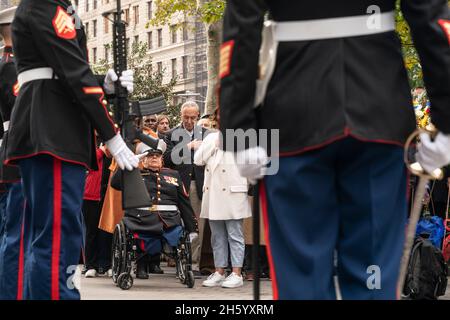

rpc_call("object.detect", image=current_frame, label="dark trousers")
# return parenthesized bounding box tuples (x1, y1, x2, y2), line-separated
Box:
(262, 137, 407, 300)
(0, 182, 27, 300)
(82, 199, 112, 271)
(19, 155, 86, 300)
(243, 245, 270, 276)
(0, 190, 7, 243)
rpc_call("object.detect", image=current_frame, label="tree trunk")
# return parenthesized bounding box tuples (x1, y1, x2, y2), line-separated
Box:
(197, 0, 223, 115)
(204, 21, 222, 115)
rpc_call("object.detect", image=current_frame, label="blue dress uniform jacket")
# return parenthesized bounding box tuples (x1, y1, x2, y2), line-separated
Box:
(112, 168, 198, 234)
(0, 46, 21, 183)
(219, 0, 450, 155)
(7, 0, 117, 170)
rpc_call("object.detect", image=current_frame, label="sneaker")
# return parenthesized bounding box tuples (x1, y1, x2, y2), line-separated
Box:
(85, 269, 97, 278)
(221, 272, 243, 288)
(107, 269, 113, 277)
(202, 272, 226, 287)
(81, 265, 87, 275)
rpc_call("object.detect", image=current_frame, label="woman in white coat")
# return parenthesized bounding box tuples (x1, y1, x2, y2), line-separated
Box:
(194, 131, 251, 288)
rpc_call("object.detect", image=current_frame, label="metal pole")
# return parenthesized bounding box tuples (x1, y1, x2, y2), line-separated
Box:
(253, 182, 260, 300)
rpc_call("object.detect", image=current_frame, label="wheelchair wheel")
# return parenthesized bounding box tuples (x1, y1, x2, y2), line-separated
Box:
(186, 270, 195, 288)
(117, 272, 133, 290)
(112, 222, 127, 285)
(176, 253, 186, 284)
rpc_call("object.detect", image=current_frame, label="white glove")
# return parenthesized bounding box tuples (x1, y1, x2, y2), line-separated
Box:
(119, 70, 134, 94)
(105, 134, 139, 171)
(157, 139, 167, 153)
(416, 132, 450, 174)
(103, 69, 134, 94)
(188, 232, 198, 243)
(235, 146, 269, 185)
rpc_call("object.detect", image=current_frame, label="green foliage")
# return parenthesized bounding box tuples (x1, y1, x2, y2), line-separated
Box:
(92, 41, 180, 125)
(396, 0, 450, 89)
(148, 0, 225, 27)
(395, 3, 423, 88)
(200, 0, 226, 25)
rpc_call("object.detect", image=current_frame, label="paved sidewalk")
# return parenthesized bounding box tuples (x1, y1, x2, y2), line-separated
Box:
(78, 266, 273, 300)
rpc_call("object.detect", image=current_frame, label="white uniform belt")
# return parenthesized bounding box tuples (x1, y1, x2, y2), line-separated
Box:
(3, 121, 9, 132)
(137, 205, 178, 212)
(17, 67, 59, 87)
(274, 11, 395, 42)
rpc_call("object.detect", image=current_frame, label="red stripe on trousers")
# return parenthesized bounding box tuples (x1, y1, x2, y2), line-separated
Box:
(51, 159, 62, 300)
(260, 182, 279, 300)
(16, 201, 26, 300)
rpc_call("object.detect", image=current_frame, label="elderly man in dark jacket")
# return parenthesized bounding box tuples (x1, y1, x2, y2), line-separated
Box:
(164, 101, 209, 270)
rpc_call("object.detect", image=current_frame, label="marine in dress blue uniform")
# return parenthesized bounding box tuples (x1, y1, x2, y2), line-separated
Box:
(7, 0, 139, 300)
(0, 6, 29, 301)
(219, 0, 450, 299)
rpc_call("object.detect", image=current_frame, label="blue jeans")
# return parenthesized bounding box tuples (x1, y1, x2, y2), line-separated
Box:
(209, 219, 245, 268)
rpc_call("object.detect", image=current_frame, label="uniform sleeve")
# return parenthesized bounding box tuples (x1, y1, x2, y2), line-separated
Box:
(0, 62, 18, 122)
(28, 2, 117, 141)
(175, 173, 197, 233)
(219, 0, 267, 151)
(401, 0, 450, 133)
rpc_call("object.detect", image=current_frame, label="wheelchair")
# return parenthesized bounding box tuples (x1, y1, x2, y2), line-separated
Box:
(111, 220, 195, 290)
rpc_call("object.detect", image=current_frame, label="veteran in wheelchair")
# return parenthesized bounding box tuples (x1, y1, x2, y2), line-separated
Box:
(110, 142, 198, 290)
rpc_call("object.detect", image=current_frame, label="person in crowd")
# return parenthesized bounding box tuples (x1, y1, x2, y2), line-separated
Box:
(164, 101, 210, 276)
(143, 115, 158, 132)
(83, 143, 114, 278)
(197, 118, 211, 129)
(157, 115, 171, 135)
(194, 130, 251, 288)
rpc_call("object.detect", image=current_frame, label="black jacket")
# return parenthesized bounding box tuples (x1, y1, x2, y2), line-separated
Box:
(7, 0, 117, 169)
(220, 0, 450, 155)
(0, 46, 20, 182)
(111, 167, 198, 233)
(163, 124, 209, 200)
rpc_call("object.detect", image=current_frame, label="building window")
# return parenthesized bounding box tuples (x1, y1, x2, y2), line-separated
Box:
(74, 0, 79, 9)
(157, 62, 162, 74)
(125, 9, 130, 24)
(93, 19, 97, 38)
(85, 0, 89, 12)
(134, 35, 139, 46)
(104, 45, 110, 61)
(93, 0, 97, 9)
(182, 56, 188, 79)
(147, 1, 153, 20)
(133, 6, 139, 25)
(157, 29, 162, 47)
(85, 22, 89, 38)
(182, 24, 188, 41)
(147, 32, 153, 50)
(104, 17, 109, 34)
(93, 47, 97, 63)
(171, 58, 177, 79)
(171, 26, 177, 44)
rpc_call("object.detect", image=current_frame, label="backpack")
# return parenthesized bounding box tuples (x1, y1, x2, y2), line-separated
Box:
(416, 215, 445, 248)
(403, 236, 448, 300)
